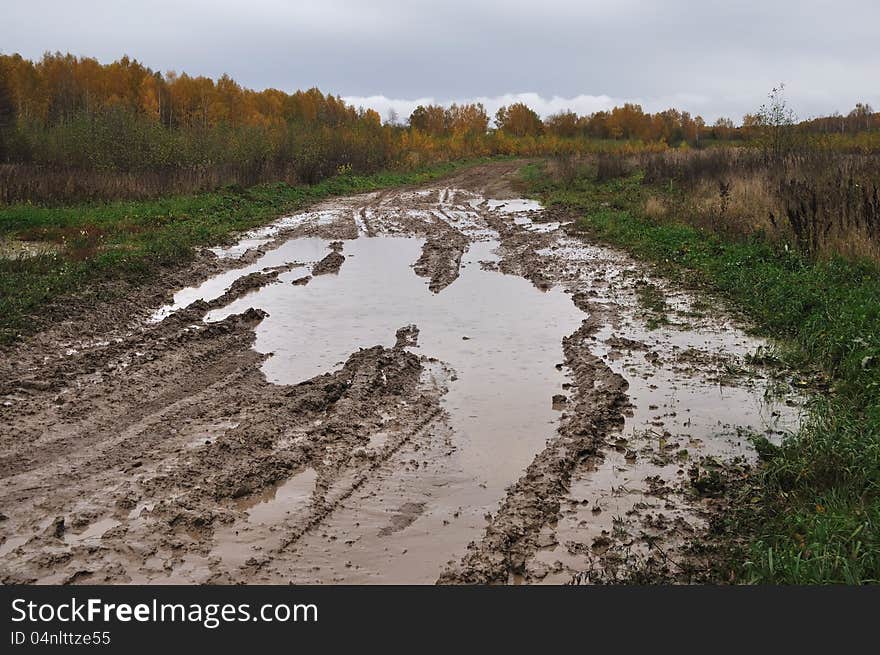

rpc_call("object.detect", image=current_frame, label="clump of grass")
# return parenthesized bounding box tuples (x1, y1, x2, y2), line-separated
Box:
(634, 281, 671, 329)
(643, 195, 668, 220)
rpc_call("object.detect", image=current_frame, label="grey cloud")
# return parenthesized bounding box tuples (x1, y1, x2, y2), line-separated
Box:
(3, 0, 878, 122)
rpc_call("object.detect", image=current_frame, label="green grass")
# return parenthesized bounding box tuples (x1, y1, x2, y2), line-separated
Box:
(0, 159, 487, 343)
(633, 281, 672, 329)
(523, 160, 880, 584)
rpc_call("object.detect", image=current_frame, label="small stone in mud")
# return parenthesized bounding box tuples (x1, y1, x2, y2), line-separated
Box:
(47, 516, 65, 538)
(329, 241, 344, 253)
(231, 485, 251, 499)
(312, 251, 345, 275)
(291, 275, 311, 286)
(462, 336, 470, 340)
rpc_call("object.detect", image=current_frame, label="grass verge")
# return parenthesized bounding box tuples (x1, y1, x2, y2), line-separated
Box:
(0, 158, 488, 344)
(522, 160, 880, 583)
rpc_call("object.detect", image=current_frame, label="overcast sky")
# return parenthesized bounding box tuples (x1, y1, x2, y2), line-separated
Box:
(4, 0, 878, 123)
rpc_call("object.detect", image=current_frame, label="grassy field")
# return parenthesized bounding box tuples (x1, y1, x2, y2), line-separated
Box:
(522, 159, 880, 583)
(0, 159, 487, 344)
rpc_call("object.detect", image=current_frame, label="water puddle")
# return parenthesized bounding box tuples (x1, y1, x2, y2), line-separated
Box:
(1, 180, 813, 586)
(236, 468, 318, 525)
(0, 535, 29, 558)
(183, 420, 239, 450)
(486, 199, 543, 213)
(199, 233, 583, 580)
(63, 517, 121, 546)
(366, 431, 390, 451)
(209, 237, 581, 488)
(152, 238, 328, 321)
(207, 211, 335, 259)
(127, 501, 156, 520)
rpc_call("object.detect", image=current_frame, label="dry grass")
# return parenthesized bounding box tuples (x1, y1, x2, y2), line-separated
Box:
(643, 195, 668, 220)
(689, 173, 780, 237)
(631, 148, 880, 264)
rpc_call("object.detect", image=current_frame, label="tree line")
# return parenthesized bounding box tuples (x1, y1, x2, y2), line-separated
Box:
(0, 52, 877, 202)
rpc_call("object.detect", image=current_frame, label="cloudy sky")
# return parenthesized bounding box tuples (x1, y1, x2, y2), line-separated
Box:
(4, 0, 878, 123)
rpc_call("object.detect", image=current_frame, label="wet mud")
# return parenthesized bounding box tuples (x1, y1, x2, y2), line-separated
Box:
(0, 162, 802, 584)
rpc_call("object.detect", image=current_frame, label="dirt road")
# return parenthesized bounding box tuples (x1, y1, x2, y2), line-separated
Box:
(0, 163, 800, 584)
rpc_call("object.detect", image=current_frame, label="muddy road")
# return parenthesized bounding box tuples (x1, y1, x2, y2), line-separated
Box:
(0, 163, 801, 584)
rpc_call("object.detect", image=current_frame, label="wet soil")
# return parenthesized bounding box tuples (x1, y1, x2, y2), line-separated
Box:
(0, 162, 802, 584)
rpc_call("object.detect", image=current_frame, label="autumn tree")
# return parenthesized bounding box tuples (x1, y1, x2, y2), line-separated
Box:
(712, 117, 735, 140)
(446, 103, 489, 136)
(495, 103, 543, 136)
(139, 73, 164, 122)
(211, 74, 243, 125)
(0, 58, 16, 160)
(605, 103, 648, 140)
(848, 103, 874, 132)
(544, 111, 580, 138)
(584, 111, 609, 138)
(409, 104, 448, 135)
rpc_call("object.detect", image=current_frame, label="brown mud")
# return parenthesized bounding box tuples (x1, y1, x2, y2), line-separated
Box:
(0, 162, 801, 584)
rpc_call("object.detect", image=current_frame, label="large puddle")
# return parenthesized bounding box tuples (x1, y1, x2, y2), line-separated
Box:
(187, 232, 585, 581)
(209, 237, 582, 486)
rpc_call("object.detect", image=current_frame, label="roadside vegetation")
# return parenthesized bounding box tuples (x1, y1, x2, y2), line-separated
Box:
(522, 129, 880, 582)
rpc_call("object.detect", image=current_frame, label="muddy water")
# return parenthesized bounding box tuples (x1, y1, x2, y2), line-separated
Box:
(518, 236, 803, 583)
(202, 235, 583, 581)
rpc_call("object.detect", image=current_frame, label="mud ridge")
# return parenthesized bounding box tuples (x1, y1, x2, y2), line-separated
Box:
(412, 231, 468, 293)
(312, 250, 346, 275)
